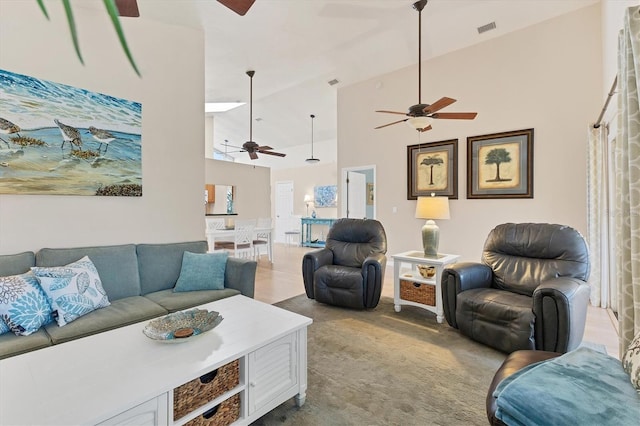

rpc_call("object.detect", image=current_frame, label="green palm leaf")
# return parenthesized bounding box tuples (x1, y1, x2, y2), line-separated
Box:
(35, 0, 140, 76)
(62, 0, 83, 65)
(102, 0, 141, 77)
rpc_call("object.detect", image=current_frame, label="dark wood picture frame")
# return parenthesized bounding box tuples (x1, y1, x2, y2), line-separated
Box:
(467, 128, 534, 199)
(407, 139, 458, 200)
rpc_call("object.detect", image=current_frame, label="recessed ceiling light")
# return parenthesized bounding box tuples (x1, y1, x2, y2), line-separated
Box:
(204, 102, 245, 113)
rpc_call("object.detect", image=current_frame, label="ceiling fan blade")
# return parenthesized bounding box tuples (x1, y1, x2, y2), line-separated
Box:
(423, 97, 456, 114)
(375, 110, 408, 116)
(431, 112, 478, 120)
(257, 145, 273, 151)
(248, 151, 258, 160)
(217, 0, 255, 16)
(259, 150, 287, 157)
(374, 119, 408, 129)
(115, 0, 140, 17)
(418, 125, 432, 132)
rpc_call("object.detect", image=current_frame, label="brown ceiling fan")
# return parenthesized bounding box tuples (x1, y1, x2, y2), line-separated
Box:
(114, 0, 256, 17)
(375, 0, 477, 132)
(240, 71, 286, 160)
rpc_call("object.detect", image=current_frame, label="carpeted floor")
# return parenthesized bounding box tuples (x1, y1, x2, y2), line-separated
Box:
(251, 295, 506, 426)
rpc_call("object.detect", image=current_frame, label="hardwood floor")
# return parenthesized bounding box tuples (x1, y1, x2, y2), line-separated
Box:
(254, 243, 620, 359)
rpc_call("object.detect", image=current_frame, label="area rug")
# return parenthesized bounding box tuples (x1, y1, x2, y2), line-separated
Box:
(250, 295, 506, 426)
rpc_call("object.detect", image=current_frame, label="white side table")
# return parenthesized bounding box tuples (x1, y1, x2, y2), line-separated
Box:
(392, 251, 460, 323)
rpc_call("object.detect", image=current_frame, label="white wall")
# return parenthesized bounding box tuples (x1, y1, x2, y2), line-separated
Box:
(338, 4, 602, 261)
(271, 161, 338, 219)
(0, 1, 205, 254)
(205, 159, 271, 221)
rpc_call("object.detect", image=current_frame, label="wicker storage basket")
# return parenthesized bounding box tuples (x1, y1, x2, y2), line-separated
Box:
(184, 394, 240, 426)
(174, 359, 240, 420)
(400, 279, 435, 306)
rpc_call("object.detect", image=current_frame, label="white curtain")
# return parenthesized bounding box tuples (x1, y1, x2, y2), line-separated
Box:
(587, 125, 610, 308)
(616, 5, 640, 354)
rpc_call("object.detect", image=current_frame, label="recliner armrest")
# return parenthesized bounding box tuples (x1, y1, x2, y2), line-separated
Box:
(441, 262, 493, 328)
(302, 248, 334, 299)
(532, 277, 590, 353)
(361, 253, 387, 308)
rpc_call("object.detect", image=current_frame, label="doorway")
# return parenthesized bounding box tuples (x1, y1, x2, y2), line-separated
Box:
(340, 165, 376, 219)
(274, 181, 294, 243)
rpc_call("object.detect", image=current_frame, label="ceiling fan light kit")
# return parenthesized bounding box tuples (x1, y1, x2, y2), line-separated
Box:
(305, 114, 320, 164)
(374, 0, 477, 132)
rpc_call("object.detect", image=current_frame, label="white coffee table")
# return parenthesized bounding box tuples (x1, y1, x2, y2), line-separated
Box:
(0, 295, 312, 426)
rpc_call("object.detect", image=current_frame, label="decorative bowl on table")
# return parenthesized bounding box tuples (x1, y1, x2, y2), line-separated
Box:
(417, 265, 436, 278)
(142, 308, 223, 343)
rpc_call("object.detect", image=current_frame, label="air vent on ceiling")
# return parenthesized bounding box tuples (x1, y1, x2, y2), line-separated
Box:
(477, 21, 496, 34)
(255, 117, 263, 122)
(328, 79, 340, 86)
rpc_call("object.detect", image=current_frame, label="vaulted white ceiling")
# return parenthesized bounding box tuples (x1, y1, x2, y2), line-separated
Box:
(134, 0, 598, 169)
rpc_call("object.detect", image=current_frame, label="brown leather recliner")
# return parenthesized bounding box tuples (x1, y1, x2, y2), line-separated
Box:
(441, 223, 590, 354)
(302, 218, 387, 309)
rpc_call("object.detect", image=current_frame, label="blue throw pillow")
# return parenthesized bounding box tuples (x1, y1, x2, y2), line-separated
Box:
(0, 319, 9, 335)
(174, 251, 228, 292)
(31, 256, 110, 327)
(0, 272, 53, 336)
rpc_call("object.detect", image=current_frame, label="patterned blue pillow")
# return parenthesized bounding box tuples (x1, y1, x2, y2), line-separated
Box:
(0, 319, 9, 335)
(0, 272, 53, 336)
(31, 256, 110, 327)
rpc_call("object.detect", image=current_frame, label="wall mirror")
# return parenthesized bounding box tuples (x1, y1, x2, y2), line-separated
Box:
(205, 184, 236, 214)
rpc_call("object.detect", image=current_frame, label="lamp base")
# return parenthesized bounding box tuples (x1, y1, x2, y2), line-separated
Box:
(421, 219, 439, 257)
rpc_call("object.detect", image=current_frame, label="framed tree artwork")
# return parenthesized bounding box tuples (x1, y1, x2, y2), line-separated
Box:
(467, 128, 534, 199)
(407, 139, 458, 200)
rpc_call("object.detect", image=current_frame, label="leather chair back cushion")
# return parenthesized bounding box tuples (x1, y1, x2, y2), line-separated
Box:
(326, 219, 387, 268)
(482, 223, 590, 296)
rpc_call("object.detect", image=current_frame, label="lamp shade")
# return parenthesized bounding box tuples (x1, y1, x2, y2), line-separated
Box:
(304, 194, 313, 203)
(415, 195, 450, 220)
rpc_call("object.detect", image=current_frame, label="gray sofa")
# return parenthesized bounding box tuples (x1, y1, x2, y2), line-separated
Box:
(0, 240, 257, 359)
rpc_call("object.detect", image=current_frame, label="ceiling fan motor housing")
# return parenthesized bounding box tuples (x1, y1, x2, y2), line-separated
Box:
(409, 104, 430, 117)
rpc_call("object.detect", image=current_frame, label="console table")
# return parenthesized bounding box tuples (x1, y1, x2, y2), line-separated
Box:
(300, 217, 337, 247)
(0, 295, 312, 426)
(392, 251, 459, 323)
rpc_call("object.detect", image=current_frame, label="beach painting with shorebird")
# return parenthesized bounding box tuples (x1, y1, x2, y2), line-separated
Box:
(0, 69, 142, 196)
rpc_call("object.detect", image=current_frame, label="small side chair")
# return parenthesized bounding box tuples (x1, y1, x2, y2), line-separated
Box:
(302, 218, 387, 309)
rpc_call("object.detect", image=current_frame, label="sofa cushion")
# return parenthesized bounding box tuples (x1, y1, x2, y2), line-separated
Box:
(32, 257, 110, 327)
(136, 241, 208, 295)
(457, 288, 535, 353)
(0, 272, 53, 336)
(0, 251, 35, 276)
(43, 296, 167, 345)
(174, 251, 228, 292)
(36, 244, 140, 301)
(144, 288, 240, 313)
(0, 329, 52, 360)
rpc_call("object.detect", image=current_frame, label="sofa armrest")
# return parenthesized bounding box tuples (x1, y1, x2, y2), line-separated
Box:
(302, 248, 333, 299)
(441, 262, 493, 329)
(224, 257, 257, 298)
(362, 253, 387, 308)
(532, 277, 590, 353)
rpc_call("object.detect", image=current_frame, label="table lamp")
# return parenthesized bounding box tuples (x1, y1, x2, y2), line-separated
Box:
(415, 194, 450, 257)
(304, 194, 313, 217)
